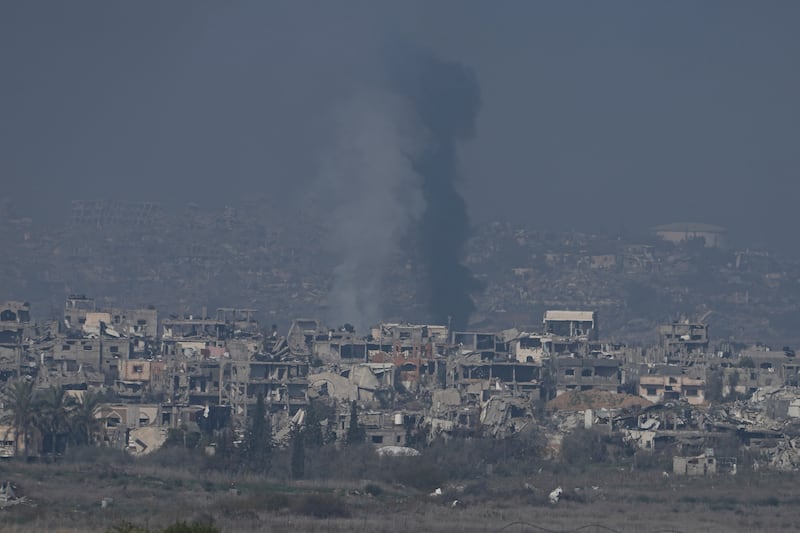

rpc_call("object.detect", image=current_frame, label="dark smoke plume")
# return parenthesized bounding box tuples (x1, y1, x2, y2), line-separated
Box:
(389, 48, 483, 330)
(319, 45, 482, 332)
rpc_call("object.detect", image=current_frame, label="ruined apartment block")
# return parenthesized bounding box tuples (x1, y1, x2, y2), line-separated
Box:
(510, 333, 552, 364)
(638, 366, 707, 405)
(658, 320, 710, 360)
(722, 346, 800, 397)
(10, 289, 800, 474)
(221, 360, 309, 416)
(553, 357, 621, 396)
(673, 451, 718, 476)
(543, 310, 598, 341)
(63, 294, 96, 330)
(0, 301, 31, 381)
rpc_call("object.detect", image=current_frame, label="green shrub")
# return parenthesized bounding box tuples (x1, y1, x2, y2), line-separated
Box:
(109, 519, 220, 533)
(560, 427, 610, 468)
(140, 446, 205, 470)
(162, 521, 219, 533)
(364, 483, 383, 496)
(107, 522, 149, 533)
(163, 428, 201, 449)
(262, 492, 291, 511)
(754, 496, 780, 507)
(64, 445, 131, 465)
(290, 493, 350, 518)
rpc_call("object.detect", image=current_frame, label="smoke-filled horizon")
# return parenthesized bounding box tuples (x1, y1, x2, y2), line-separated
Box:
(2, 2, 800, 253)
(319, 90, 425, 333)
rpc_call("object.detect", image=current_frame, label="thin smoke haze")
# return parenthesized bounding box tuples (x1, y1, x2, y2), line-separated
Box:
(320, 91, 425, 332)
(320, 47, 483, 332)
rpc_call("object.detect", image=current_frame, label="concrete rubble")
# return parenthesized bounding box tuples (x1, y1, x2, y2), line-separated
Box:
(0, 481, 25, 508)
(3, 293, 800, 476)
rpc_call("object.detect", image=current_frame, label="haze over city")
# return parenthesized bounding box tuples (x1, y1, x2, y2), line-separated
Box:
(2, 1, 799, 252)
(3, 4, 800, 532)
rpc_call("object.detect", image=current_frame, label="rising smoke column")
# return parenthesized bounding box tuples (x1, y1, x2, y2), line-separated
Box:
(389, 48, 483, 330)
(320, 47, 482, 332)
(319, 91, 425, 332)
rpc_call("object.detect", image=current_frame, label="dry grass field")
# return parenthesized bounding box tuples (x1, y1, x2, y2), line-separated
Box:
(1, 453, 798, 533)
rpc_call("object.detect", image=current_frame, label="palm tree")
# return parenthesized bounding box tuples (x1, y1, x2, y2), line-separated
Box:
(0, 379, 36, 458)
(36, 385, 75, 456)
(70, 390, 101, 447)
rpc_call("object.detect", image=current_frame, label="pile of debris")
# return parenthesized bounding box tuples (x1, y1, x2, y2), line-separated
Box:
(0, 481, 26, 508)
(764, 437, 800, 471)
(547, 390, 652, 411)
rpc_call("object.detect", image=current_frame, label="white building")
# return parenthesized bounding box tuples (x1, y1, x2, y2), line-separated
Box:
(653, 223, 727, 248)
(543, 310, 598, 340)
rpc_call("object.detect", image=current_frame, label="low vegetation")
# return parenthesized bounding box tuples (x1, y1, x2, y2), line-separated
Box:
(0, 394, 791, 531)
(1, 422, 798, 533)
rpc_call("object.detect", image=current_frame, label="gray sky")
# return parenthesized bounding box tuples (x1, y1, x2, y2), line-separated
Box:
(2, 1, 798, 251)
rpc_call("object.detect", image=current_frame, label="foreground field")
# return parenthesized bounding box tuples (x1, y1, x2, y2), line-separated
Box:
(1, 455, 797, 533)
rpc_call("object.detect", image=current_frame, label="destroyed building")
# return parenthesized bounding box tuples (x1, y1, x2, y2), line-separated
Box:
(721, 346, 800, 396)
(0, 301, 30, 381)
(7, 289, 800, 476)
(449, 353, 544, 401)
(543, 310, 598, 341)
(638, 366, 707, 406)
(553, 356, 622, 396)
(653, 222, 727, 248)
(509, 333, 552, 364)
(673, 450, 718, 476)
(219, 360, 309, 417)
(658, 320, 710, 360)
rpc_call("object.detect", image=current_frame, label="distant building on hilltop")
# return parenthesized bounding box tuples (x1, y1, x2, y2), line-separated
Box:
(652, 223, 727, 248)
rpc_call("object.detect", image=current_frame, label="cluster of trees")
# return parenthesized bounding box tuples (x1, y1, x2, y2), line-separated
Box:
(3, 378, 675, 491)
(203, 395, 348, 479)
(5, 381, 632, 485)
(290, 397, 349, 479)
(1, 379, 103, 458)
(158, 394, 368, 482)
(0, 382, 354, 473)
(202, 393, 274, 473)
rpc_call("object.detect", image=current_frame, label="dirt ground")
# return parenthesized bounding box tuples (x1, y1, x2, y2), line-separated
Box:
(1, 459, 797, 532)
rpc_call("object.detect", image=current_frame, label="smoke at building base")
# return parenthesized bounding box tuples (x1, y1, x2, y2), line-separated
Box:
(319, 91, 425, 334)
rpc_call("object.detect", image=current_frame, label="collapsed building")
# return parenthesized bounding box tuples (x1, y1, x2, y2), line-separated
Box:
(0, 298, 311, 457)
(658, 320, 710, 359)
(673, 450, 719, 476)
(543, 310, 598, 341)
(639, 366, 707, 405)
(6, 295, 800, 474)
(0, 302, 30, 382)
(721, 346, 800, 397)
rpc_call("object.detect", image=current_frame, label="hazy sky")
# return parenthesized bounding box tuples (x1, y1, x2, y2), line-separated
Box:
(2, 1, 798, 251)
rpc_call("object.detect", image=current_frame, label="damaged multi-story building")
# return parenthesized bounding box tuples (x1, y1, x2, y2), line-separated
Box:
(718, 345, 800, 397)
(657, 319, 710, 363)
(9, 288, 800, 476)
(543, 310, 598, 340)
(638, 366, 707, 405)
(0, 301, 31, 381)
